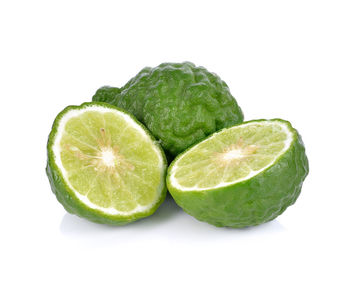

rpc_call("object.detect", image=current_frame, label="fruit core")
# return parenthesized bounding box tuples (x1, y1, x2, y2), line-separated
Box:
(214, 137, 257, 166)
(65, 127, 134, 174)
(99, 148, 116, 168)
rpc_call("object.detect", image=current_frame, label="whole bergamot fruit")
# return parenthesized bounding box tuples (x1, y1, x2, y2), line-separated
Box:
(93, 62, 244, 157)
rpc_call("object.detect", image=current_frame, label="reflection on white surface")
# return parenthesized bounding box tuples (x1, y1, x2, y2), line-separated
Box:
(60, 195, 286, 247)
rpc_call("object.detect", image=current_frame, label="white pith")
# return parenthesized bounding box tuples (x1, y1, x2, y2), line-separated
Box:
(100, 148, 116, 167)
(169, 121, 294, 192)
(52, 105, 165, 216)
(222, 148, 245, 160)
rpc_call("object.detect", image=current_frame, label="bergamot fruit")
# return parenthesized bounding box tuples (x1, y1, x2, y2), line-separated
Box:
(92, 62, 244, 157)
(46, 102, 167, 225)
(166, 119, 309, 228)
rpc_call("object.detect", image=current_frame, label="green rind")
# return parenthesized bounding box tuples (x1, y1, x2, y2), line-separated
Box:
(166, 119, 309, 228)
(46, 102, 167, 225)
(93, 62, 244, 157)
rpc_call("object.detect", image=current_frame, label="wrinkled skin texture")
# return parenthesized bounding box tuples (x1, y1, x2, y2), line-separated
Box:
(167, 120, 309, 228)
(93, 62, 244, 157)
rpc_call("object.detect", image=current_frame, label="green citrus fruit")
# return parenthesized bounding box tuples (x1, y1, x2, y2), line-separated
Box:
(46, 102, 167, 225)
(166, 119, 309, 228)
(92, 62, 244, 157)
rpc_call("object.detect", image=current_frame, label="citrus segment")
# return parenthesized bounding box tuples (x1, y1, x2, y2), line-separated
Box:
(171, 121, 292, 190)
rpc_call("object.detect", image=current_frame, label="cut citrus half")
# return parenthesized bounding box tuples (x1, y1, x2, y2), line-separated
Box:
(167, 119, 309, 228)
(46, 102, 167, 225)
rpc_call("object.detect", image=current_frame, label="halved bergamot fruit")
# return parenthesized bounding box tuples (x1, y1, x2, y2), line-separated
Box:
(46, 102, 167, 225)
(167, 119, 309, 228)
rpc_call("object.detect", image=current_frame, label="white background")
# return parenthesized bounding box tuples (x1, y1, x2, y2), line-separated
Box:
(1, 1, 349, 289)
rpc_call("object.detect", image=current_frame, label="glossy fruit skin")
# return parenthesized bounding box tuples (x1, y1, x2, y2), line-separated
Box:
(46, 102, 167, 225)
(167, 119, 309, 228)
(93, 62, 244, 157)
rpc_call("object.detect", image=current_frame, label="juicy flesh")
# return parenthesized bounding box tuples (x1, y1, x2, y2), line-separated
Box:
(59, 110, 162, 212)
(172, 122, 290, 190)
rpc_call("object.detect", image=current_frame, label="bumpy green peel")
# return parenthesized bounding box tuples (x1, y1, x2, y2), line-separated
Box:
(93, 62, 244, 157)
